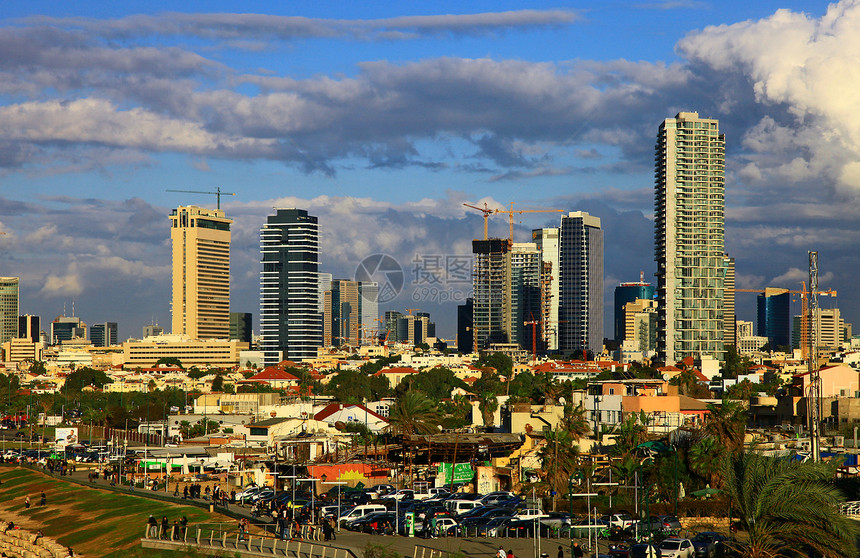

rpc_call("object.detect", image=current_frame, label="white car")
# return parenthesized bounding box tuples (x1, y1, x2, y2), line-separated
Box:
(601, 512, 636, 530)
(514, 508, 548, 520)
(382, 489, 415, 501)
(658, 538, 695, 558)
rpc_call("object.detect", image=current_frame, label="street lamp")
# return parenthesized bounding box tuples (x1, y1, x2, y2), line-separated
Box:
(326, 480, 347, 532)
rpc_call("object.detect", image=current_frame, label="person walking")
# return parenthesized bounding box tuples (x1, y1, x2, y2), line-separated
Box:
(557, 545, 564, 558)
(497, 546, 506, 558)
(571, 542, 584, 558)
(147, 515, 158, 539)
(161, 516, 169, 540)
(39, 491, 46, 506)
(24, 495, 30, 509)
(506, 550, 514, 558)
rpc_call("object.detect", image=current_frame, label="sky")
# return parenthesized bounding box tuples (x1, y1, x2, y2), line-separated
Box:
(1, 0, 857, 344)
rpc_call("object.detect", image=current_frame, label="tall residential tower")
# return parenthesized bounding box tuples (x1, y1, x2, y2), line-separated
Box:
(170, 206, 232, 339)
(558, 212, 603, 357)
(655, 112, 726, 364)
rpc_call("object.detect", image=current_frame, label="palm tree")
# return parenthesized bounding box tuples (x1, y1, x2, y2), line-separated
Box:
(688, 437, 723, 487)
(724, 451, 858, 557)
(387, 392, 442, 436)
(704, 399, 747, 454)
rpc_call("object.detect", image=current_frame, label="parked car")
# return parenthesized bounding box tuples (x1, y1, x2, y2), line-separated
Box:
(382, 489, 415, 501)
(539, 512, 573, 530)
(476, 516, 513, 537)
(514, 508, 548, 521)
(658, 538, 695, 558)
(690, 532, 727, 558)
(459, 507, 513, 529)
(420, 516, 459, 538)
(567, 518, 610, 539)
(602, 512, 637, 531)
(657, 515, 683, 532)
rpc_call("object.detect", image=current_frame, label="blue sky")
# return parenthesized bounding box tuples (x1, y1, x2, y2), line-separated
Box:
(0, 1, 855, 344)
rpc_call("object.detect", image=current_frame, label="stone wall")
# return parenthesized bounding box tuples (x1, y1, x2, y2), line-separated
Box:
(0, 526, 75, 558)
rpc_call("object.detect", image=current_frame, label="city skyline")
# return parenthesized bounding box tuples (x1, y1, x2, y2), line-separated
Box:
(0, 1, 854, 341)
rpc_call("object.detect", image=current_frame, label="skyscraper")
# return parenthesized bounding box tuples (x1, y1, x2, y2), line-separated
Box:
(18, 314, 39, 343)
(359, 282, 379, 342)
(655, 111, 726, 364)
(506, 242, 541, 350)
(472, 238, 509, 350)
(260, 208, 321, 365)
(51, 315, 86, 344)
(558, 212, 603, 357)
(723, 255, 736, 347)
(0, 278, 18, 345)
(757, 288, 790, 349)
(90, 322, 118, 347)
(532, 228, 560, 352)
(229, 312, 252, 343)
(170, 205, 232, 339)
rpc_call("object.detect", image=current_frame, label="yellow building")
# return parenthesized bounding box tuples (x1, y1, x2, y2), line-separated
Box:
(170, 205, 232, 339)
(122, 334, 248, 368)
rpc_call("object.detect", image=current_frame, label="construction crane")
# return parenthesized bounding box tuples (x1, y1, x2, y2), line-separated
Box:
(166, 187, 236, 209)
(463, 202, 495, 240)
(493, 202, 563, 242)
(730, 285, 836, 360)
(405, 308, 420, 316)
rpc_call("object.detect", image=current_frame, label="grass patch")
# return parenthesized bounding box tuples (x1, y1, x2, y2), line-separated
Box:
(0, 465, 230, 557)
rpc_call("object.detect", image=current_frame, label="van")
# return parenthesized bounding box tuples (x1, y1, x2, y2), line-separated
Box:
(445, 499, 483, 516)
(338, 504, 387, 526)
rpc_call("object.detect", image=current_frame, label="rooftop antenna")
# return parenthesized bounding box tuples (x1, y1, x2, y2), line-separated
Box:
(166, 187, 236, 210)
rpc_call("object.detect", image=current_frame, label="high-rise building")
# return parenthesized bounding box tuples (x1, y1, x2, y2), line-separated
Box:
(143, 324, 164, 338)
(757, 288, 790, 349)
(506, 242, 541, 350)
(457, 298, 473, 354)
(229, 312, 252, 343)
(472, 238, 509, 350)
(90, 322, 118, 347)
(260, 208, 321, 365)
(793, 308, 846, 351)
(558, 212, 603, 357)
(324, 280, 360, 347)
(614, 278, 655, 342)
(624, 299, 658, 351)
(51, 315, 86, 344)
(18, 314, 39, 344)
(359, 282, 379, 343)
(655, 111, 726, 364)
(170, 205, 232, 339)
(0, 278, 18, 345)
(532, 228, 560, 352)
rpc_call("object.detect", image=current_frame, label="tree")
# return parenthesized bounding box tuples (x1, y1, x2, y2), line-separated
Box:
(724, 451, 858, 557)
(704, 399, 747, 454)
(65, 367, 113, 390)
(398, 367, 467, 400)
(156, 357, 184, 369)
(722, 345, 751, 379)
(476, 352, 513, 378)
(688, 437, 723, 487)
(387, 392, 442, 436)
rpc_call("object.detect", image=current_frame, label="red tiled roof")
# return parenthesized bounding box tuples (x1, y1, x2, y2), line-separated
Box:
(314, 403, 388, 423)
(248, 367, 300, 381)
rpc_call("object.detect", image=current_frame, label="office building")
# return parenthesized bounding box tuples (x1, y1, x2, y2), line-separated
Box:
(457, 298, 473, 353)
(123, 334, 249, 368)
(324, 280, 360, 347)
(558, 211, 603, 357)
(359, 282, 379, 342)
(230, 312, 252, 343)
(655, 111, 726, 364)
(260, 208, 321, 365)
(170, 205, 232, 339)
(0, 278, 18, 345)
(532, 228, 560, 352)
(624, 298, 658, 352)
(614, 277, 655, 342)
(90, 322, 118, 347)
(143, 324, 164, 338)
(757, 288, 790, 350)
(472, 238, 509, 350)
(51, 315, 86, 344)
(18, 314, 39, 344)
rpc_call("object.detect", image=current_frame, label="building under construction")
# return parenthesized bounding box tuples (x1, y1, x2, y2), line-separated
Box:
(472, 238, 510, 350)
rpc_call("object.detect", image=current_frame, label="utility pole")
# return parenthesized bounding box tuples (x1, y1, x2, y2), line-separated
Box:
(808, 251, 821, 463)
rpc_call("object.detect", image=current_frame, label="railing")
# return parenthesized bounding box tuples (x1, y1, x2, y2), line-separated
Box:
(142, 524, 357, 558)
(840, 501, 860, 517)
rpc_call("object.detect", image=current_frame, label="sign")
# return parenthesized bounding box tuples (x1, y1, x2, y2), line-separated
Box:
(55, 427, 78, 448)
(437, 462, 475, 485)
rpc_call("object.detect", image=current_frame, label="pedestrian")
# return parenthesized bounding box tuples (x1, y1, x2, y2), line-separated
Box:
(497, 546, 506, 558)
(507, 550, 514, 558)
(24, 495, 30, 509)
(183, 486, 189, 499)
(147, 515, 158, 538)
(172, 520, 180, 540)
(39, 491, 46, 506)
(557, 545, 564, 558)
(571, 542, 584, 558)
(161, 516, 169, 539)
(180, 516, 188, 538)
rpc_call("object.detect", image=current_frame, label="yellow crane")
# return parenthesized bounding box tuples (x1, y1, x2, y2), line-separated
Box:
(493, 202, 563, 242)
(463, 202, 495, 240)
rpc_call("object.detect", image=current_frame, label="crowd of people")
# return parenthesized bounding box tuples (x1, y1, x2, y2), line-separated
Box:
(146, 515, 188, 541)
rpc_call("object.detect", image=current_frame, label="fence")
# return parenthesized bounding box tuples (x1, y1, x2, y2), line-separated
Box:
(141, 523, 357, 558)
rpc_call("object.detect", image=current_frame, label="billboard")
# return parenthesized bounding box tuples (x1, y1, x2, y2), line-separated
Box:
(436, 462, 475, 485)
(55, 427, 79, 447)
